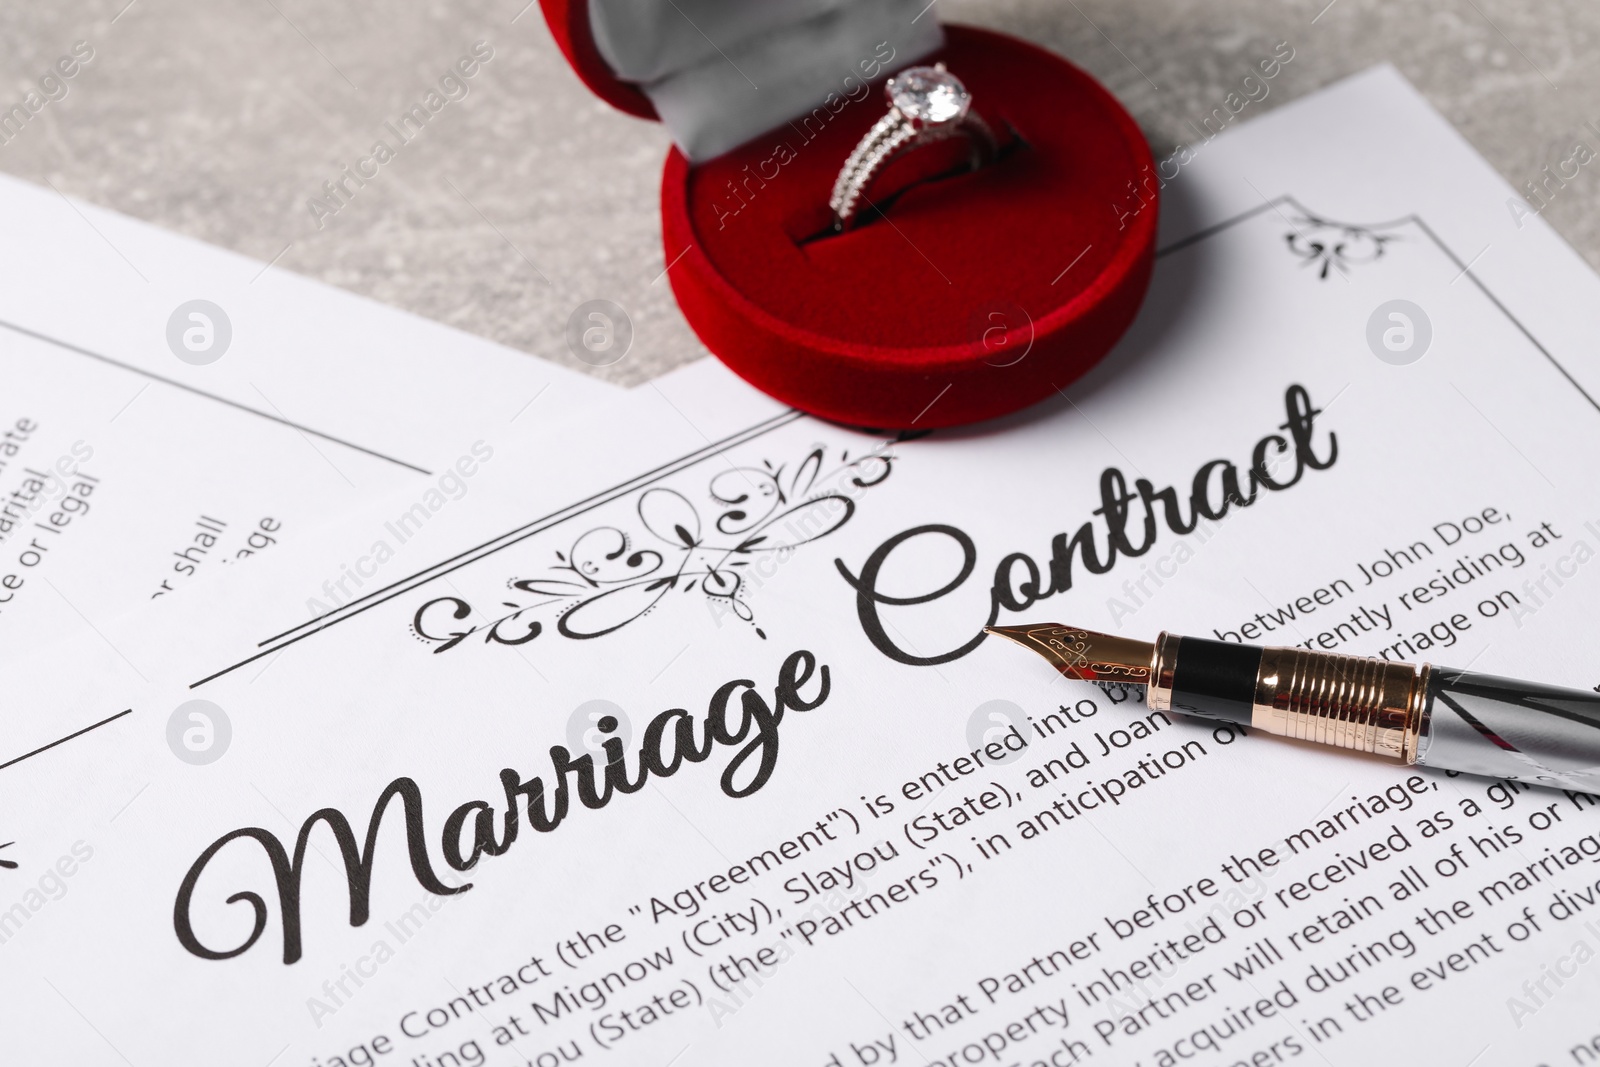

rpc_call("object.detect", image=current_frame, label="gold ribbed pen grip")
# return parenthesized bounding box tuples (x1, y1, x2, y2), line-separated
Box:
(1252, 647, 1426, 763)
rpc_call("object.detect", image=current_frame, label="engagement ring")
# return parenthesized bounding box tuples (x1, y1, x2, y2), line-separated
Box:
(829, 64, 996, 230)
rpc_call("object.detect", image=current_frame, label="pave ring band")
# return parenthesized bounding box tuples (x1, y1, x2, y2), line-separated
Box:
(829, 64, 996, 230)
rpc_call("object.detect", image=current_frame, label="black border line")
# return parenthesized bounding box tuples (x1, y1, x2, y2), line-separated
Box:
(1407, 215, 1600, 415)
(187, 408, 808, 687)
(1156, 198, 1279, 258)
(0, 708, 132, 771)
(0, 317, 433, 475)
(11, 194, 1597, 771)
(250, 408, 806, 648)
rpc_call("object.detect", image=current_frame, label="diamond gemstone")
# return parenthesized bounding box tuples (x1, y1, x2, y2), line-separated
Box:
(887, 67, 969, 125)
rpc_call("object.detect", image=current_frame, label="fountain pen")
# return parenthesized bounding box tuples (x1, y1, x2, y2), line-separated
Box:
(987, 623, 1600, 793)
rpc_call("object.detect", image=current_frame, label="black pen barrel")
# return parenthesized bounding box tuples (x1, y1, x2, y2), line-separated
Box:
(1164, 637, 1260, 726)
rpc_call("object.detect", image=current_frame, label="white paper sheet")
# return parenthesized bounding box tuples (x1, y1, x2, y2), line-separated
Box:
(3, 66, 1600, 1066)
(0, 172, 616, 659)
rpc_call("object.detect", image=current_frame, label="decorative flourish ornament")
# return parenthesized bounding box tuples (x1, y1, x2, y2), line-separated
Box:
(411, 445, 894, 653)
(1285, 211, 1401, 280)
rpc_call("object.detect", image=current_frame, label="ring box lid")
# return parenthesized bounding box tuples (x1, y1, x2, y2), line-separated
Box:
(541, 0, 944, 160)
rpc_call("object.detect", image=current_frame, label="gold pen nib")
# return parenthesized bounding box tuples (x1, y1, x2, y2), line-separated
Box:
(984, 623, 1155, 685)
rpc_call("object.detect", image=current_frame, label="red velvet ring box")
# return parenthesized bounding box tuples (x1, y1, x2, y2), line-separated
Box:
(542, 0, 1157, 428)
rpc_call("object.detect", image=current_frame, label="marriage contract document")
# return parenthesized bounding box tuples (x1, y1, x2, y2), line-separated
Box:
(2, 67, 1599, 1067)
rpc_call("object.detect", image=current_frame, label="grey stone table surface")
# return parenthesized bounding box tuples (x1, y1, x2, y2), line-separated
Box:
(0, 0, 1594, 386)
